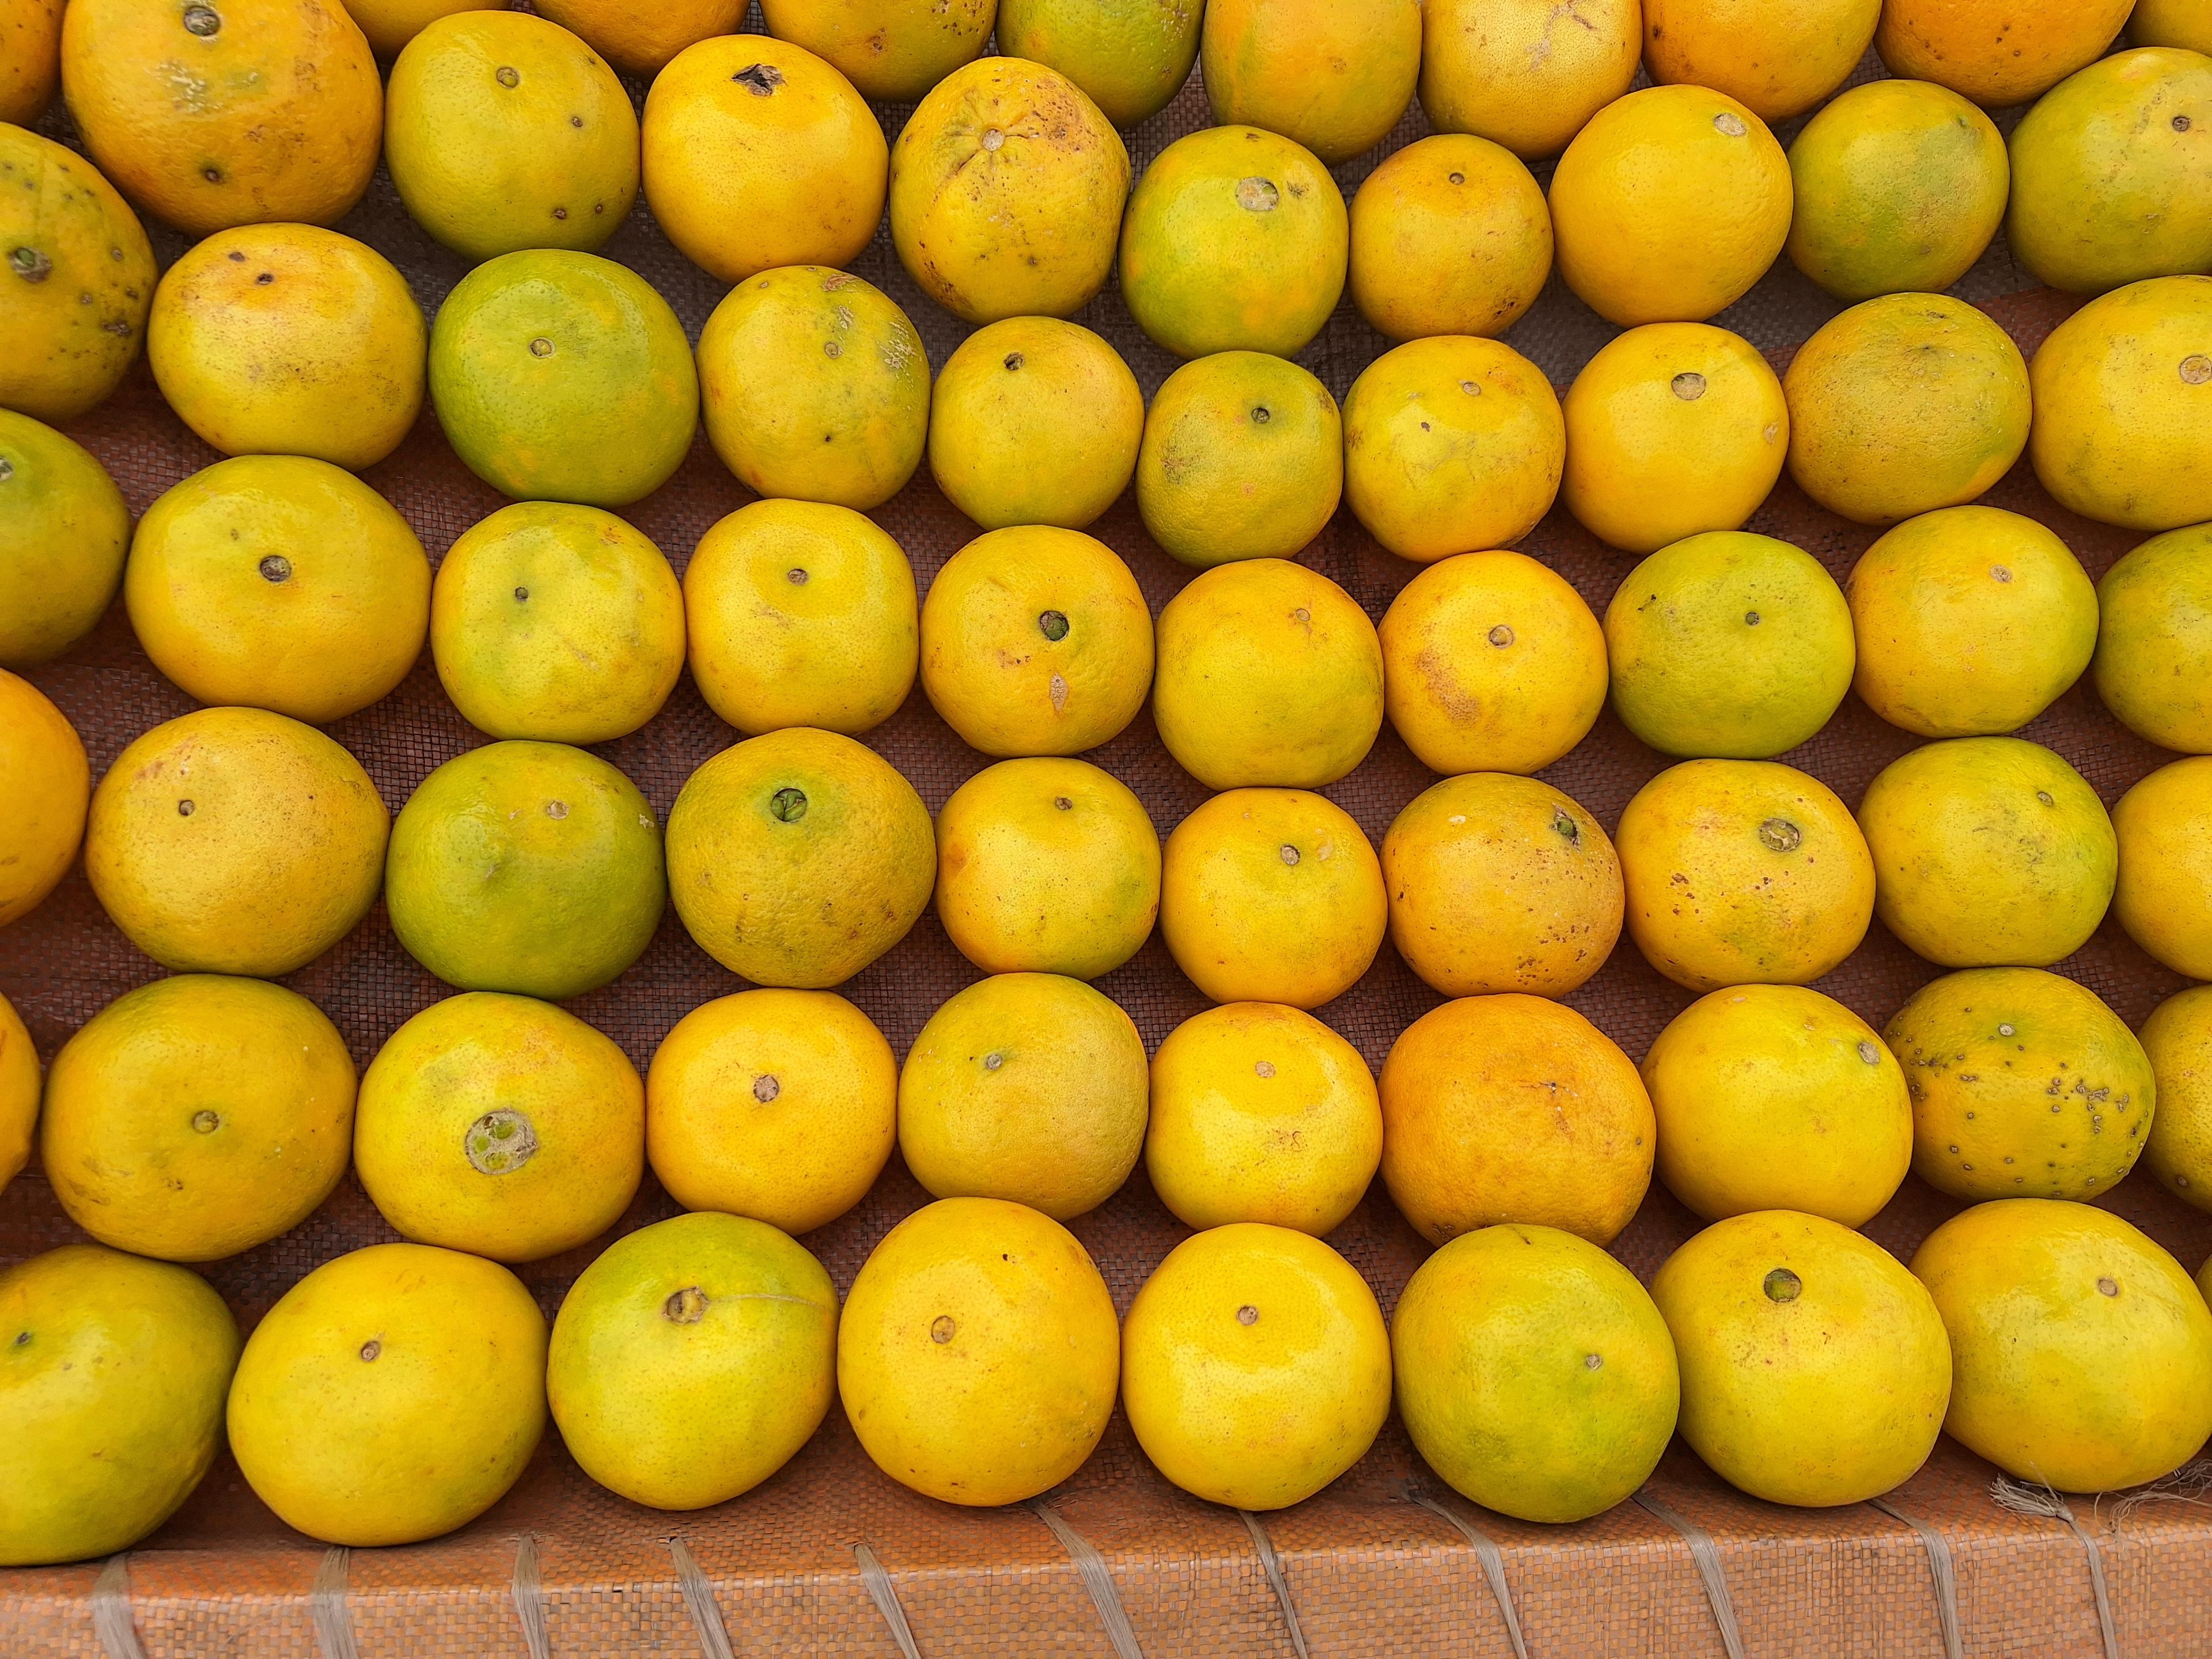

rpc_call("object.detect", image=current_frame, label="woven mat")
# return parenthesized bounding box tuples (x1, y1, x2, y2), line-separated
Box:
(7, 15, 2211, 1657)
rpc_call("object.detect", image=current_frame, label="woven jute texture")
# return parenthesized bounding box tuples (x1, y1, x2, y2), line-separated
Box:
(7, 16, 2212, 1657)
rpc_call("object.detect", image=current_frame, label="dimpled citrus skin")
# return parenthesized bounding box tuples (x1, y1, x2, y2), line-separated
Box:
(1563, 324, 1788, 555)
(2115, 757, 2212, 979)
(1200, 0, 1422, 165)
(2028, 275, 2212, 532)
(0, 126, 156, 422)
(1119, 126, 1348, 361)
(2143, 986, 2212, 1209)
(0, 1245, 238, 1568)
(2133, 0, 2212, 54)
(698, 267, 930, 512)
(1121, 1224, 1391, 1510)
(2006, 49, 2212, 296)
(1858, 737, 2116, 968)
(1876, 0, 2134, 109)
(2095, 524, 2212, 753)
(647, 988, 896, 1234)
(927, 319, 1143, 532)
(0, 412, 128, 668)
(61, 0, 381, 236)
(354, 991, 645, 1263)
(934, 758, 1161, 981)
(642, 35, 883, 286)
(149, 225, 424, 469)
(994, 0, 1201, 127)
(1393, 1225, 1679, 1525)
(1380, 995, 1654, 1247)
(384, 741, 665, 1001)
(1161, 789, 1387, 1010)
(124, 455, 432, 725)
(891, 57, 1128, 325)
(339, 0, 504, 58)
(0, 993, 34, 1193)
(761, 0, 991, 100)
(838, 1197, 1119, 1506)
(1547, 85, 1791, 327)
(42, 975, 355, 1262)
(1153, 558, 1384, 791)
(1645, 0, 1878, 120)
(1887, 967, 2152, 1203)
(683, 500, 918, 738)
(1350, 134, 1553, 344)
(1603, 531, 1856, 760)
(919, 527, 1154, 757)
(1378, 551, 1608, 777)
(1382, 774, 1624, 999)
(1785, 294, 2031, 526)
(1135, 352, 1343, 569)
(548, 1212, 838, 1512)
(387, 10, 639, 264)
(1912, 1199, 2212, 1493)
(525, 0, 744, 74)
(1645, 986, 1912, 1227)
(85, 706, 388, 977)
(226, 1243, 547, 1547)
(0, 0, 61, 125)
(1342, 336, 1566, 562)
(1144, 1002, 1382, 1237)
(665, 727, 935, 988)
(1847, 506, 2097, 738)
(1616, 760, 1875, 993)
(432, 501, 684, 744)
(0, 671, 89, 930)
(897, 972, 1148, 1221)
(1786, 79, 2009, 303)
(1654, 1211, 1951, 1508)
(1419, 0, 1639, 161)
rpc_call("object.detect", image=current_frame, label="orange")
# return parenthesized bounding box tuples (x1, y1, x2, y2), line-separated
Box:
(1380, 994, 1654, 1246)
(354, 991, 645, 1263)
(2115, 756, 2212, 980)
(1377, 550, 1608, 777)
(385, 10, 639, 263)
(1382, 774, 1623, 999)
(1643, 0, 1881, 122)
(683, 499, 918, 738)
(1560, 323, 1788, 555)
(2094, 522, 2212, 753)
(61, 0, 381, 236)
(1419, 0, 1639, 161)
(1349, 134, 1553, 344)
(1135, 352, 1343, 569)
(1200, 0, 1422, 165)
(125, 455, 431, 725)
(1121, 1224, 1391, 1509)
(642, 35, 884, 287)
(1616, 759, 1875, 992)
(0, 669, 88, 930)
(837, 1196, 1119, 1505)
(1144, 1002, 1382, 1237)
(698, 267, 929, 512)
(42, 974, 355, 1262)
(2028, 275, 2212, 533)
(1120, 125, 1349, 361)
(2142, 986, 2212, 1209)
(1786, 79, 2010, 303)
(890, 57, 1128, 325)
(529, 0, 747, 76)
(1877, 0, 2134, 108)
(761, 0, 993, 100)
(1548, 85, 1791, 326)
(0, 993, 32, 1194)
(1152, 558, 1384, 791)
(2133, 0, 2212, 54)
(0, 125, 156, 422)
(993, 0, 1202, 127)
(647, 989, 896, 1235)
(1161, 789, 1387, 1009)
(0, 0, 60, 125)
(339, 0, 505, 59)
(1783, 294, 2031, 526)
(1342, 336, 1565, 563)
(0, 414, 128, 671)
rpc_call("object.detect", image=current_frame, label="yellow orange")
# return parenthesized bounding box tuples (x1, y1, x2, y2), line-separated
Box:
(1419, 0, 1640, 161)
(761, 0, 992, 100)
(2094, 523, 2212, 753)
(2115, 757, 2212, 980)
(1877, 0, 2134, 108)
(1643, 0, 1880, 122)
(2142, 986, 2212, 1210)
(1136, 352, 1343, 569)
(0, 413, 129, 669)
(529, 0, 747, 75)
(1200, 0, 1422, 165)
(0, 670, 88, 930)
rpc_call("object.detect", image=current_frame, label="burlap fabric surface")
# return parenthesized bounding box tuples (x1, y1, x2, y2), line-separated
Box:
(7, 13, 2212, 1656)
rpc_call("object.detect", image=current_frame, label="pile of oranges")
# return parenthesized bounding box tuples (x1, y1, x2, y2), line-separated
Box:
(5, 0, 2212, 1577)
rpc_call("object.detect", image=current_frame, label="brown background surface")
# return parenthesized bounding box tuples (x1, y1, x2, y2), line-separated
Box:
(6, 10, 2212, 1656)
